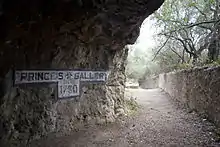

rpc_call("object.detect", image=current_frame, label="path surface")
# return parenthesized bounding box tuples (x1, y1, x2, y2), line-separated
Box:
(30, 88, 219, 147)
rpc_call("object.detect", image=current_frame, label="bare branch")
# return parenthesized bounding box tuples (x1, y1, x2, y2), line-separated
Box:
(158, 19, 220, 36)
(165, 34, 197, 57)
(152, 35, 171, 61)
(193, 5, 208, 20)
(170, 47, 185, 62)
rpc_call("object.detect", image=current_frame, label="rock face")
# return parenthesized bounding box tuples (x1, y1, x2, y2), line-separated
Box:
(0, 0, 164, 146)
(159, 66, 220, 128)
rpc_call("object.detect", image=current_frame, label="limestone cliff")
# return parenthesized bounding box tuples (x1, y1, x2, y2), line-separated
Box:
(0, 0, 164, 146)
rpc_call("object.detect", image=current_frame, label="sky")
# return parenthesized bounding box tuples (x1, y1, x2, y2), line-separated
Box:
(134, 16, 158, 51)
(127, 16, 158, 58)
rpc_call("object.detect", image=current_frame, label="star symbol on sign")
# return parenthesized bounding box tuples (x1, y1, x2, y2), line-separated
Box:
(65, 72, 73, 80)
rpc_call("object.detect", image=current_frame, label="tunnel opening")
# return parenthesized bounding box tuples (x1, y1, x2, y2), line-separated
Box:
(125, 14, 159, 89)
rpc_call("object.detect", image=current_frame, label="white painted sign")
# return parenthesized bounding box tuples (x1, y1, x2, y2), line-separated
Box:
(14, 70, 109, 98)
(58, 78, 80, 98)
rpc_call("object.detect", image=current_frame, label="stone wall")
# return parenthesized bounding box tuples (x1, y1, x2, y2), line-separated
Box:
(139, 75, 158, 89)
(159, 66, 220, 127)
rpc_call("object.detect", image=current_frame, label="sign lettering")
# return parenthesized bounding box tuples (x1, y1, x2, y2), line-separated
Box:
(14, 70, 109, 99)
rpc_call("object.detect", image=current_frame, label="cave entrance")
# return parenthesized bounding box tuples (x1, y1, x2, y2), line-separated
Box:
(0, 0, 166, 146)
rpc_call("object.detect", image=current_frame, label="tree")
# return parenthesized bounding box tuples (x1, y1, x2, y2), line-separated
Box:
(126, 0, 220, 78)
(151, 0, 219, 65)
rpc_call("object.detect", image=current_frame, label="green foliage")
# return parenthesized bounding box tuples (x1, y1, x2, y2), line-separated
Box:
(188, 2, 196, 7)
(127, 0, 219, 79)
(144, 0, 219, 75)
(125, 98, 139, 116)
(206, 59, 220, 66)
(174, 63, 194, 70)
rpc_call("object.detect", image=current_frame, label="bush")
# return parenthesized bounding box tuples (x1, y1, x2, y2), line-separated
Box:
(174, 63, 193, 70)
(125, 97, 139, 116)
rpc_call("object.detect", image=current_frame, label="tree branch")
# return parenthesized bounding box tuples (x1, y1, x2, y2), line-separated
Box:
(152, 35, 171, 61)
(170, 47, 185, 62)
(167, 34, 197, 57)
(158, 19, 220, 36)
(193, 5, 208, 20)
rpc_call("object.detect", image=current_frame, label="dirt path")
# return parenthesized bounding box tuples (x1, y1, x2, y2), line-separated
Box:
(30, 88, 220, 147)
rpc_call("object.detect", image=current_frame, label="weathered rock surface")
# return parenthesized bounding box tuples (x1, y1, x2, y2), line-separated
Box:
(159, 66, 220, 128)
(0, 0, 164, 146)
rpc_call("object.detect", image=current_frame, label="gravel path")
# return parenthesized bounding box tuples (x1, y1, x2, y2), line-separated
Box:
(30, 88, 220, 147)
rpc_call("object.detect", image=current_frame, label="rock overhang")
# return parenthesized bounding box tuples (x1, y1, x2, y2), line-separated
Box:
(0, 0, 164, 77)
(0, 0, 164, 45)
